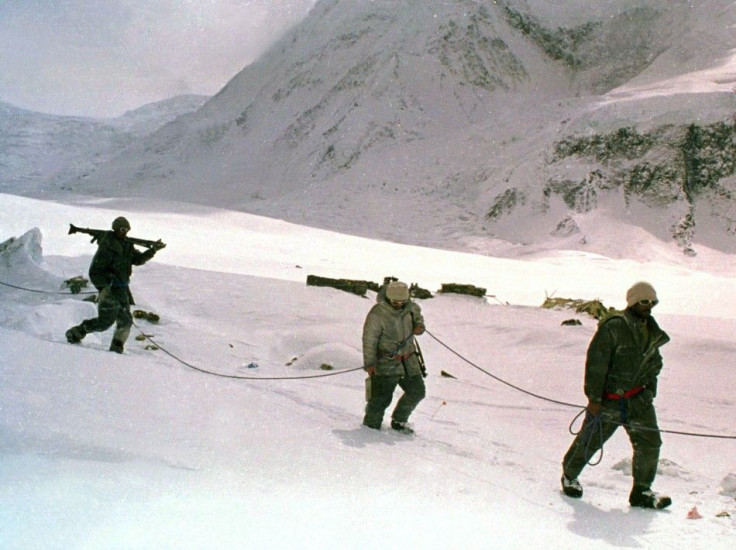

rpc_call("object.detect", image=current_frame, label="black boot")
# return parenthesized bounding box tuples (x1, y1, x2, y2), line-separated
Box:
(561, 475, 583, 498)
(391, 420, 414, 435)
(629, 485, 672, 509)
(109, 339, 124, 354)
(65, 325, 86, 344)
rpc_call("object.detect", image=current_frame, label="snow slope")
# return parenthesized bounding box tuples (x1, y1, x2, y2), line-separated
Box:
(1, 193, 735, 549)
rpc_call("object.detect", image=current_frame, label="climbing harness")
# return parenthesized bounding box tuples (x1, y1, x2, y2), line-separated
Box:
(605, 386, 645, 424)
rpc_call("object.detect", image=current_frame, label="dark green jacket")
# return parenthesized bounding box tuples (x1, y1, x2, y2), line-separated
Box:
(585, 309, 670, 403)
(362, 297, 425, 377)
(89, 232, 156, 298)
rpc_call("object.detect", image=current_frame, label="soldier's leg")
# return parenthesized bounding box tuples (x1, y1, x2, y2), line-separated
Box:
(110, 302, 133, 353)
(624, 398, 662, 490)
(392, 375, 426, 423)
(363, 375, 400, 429)
(68, 287, 119, 342)
(562, 406, 620, 480)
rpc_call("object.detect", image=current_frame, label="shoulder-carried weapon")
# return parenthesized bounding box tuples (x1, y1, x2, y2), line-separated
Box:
(69, 223, 166, 250)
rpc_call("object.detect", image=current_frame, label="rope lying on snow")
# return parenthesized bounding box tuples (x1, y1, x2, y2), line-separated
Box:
(133, 321, 365, 381)
(4, 278, 736, 438)
(424, 329, 736, 441)
(426, 329, 580, 409)
(0, 279, 96, 295)
(1, 278, 363, 380)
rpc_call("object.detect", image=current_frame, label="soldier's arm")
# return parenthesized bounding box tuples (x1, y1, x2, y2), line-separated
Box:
(409, 303, 425, 334)
(88, 248, 115, 288)
(644, 350, 663, 397)
(362, 308, 382, 369)
(583, 322, 616, 404)
(131, 246, 156, 266)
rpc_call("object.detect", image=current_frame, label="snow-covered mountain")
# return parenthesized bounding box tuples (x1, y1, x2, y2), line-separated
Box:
(5, 0, 736, 255)
(2, 194, 736, 548)
(0, 95, 208, 195)
(2, 3, 736, 543)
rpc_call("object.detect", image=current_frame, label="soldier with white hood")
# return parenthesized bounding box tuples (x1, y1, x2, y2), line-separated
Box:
(362, 281, 426, 434)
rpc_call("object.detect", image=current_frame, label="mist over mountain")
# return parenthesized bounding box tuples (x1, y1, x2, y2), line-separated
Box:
(0, 95, 208, 196)
(3, 0, 735, 255)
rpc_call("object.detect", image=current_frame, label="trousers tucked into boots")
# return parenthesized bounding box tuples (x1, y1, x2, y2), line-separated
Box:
(76, 286, 133, 351)
(562, 391, 662, 488)
(363, 374, 426, 429)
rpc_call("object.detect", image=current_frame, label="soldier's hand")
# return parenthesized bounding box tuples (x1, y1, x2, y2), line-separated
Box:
(586, 400, 603, 416)
(364, 366, 376, 376)
(413, 324, 425, 335)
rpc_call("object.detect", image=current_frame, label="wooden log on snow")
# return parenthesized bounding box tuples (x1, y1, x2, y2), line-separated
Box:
(306, 275, 379, 297)
(438, 283, 487, 298)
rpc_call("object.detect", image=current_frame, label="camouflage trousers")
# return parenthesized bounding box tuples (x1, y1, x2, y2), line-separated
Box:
(80, 286, 133, 345)
(363, 374, 426, 429)
(562, 390, 662, 488)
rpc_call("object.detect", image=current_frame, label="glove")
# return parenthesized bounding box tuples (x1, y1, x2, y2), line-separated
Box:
(586, 400, 603, 416)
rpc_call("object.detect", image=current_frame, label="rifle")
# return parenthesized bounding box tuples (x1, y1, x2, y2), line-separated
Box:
(69, 224, 166, 250)
(413, 338, 427, 379)
(410, 311, 428, 378)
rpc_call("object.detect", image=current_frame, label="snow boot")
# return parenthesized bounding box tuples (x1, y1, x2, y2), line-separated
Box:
(66, 325, 86, 344)
(391, 420, 414, 435)
(629, 486, 672, 509)
(561, 475, 583, 498)
(109, 339, 124, 354)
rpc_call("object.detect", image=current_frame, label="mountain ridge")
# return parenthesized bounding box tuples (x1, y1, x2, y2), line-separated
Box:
(3, 0, 735, 256)
(0, 95, 208, 195)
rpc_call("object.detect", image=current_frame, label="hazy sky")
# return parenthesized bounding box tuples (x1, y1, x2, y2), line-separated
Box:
(0, 0, 317, 118)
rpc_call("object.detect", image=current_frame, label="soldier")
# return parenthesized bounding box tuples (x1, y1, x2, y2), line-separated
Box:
(561, 282, 672, 509)
(66, 216, 160, 353)
(362, 280, 426, 434)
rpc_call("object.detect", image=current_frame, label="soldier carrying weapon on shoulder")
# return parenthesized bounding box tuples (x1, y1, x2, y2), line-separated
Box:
(66, 216, 165, 354)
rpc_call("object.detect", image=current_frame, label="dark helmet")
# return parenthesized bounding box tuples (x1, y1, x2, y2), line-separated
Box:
(112, 217, 131, 231)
